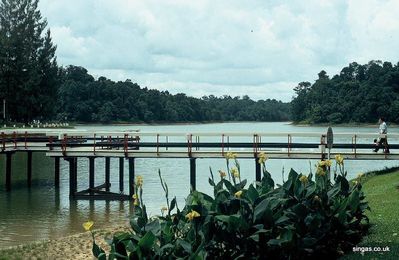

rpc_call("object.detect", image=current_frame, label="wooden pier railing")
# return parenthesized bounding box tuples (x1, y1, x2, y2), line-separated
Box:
(1, 129, 398, 200)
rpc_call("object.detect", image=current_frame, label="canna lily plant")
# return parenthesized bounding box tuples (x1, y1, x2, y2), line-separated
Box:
(91, 153, 369, 259)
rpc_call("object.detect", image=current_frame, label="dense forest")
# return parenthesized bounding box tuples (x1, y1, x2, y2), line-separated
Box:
(56, 66, 289, 123)
(0, 0, 290, 124)
(291, 61, 399, 124)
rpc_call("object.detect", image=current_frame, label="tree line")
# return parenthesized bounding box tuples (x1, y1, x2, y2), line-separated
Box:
(57, 66, 290, 123)
(291, 60, 399, 124)
(0, 0, 290, 124)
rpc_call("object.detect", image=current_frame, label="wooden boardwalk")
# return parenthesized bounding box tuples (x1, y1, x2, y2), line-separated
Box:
(1, 129, 398, 200)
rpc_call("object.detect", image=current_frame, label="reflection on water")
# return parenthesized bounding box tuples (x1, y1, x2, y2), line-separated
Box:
(1, 122, 399, 248)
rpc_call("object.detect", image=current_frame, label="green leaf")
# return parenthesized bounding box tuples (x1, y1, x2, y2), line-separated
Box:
(177, 239, 192, 253)
(145, 220, 160, 235)
(138, 231, 156, 251)
(254, 198, 274, 224)
(92, 241, 105, 258)
(247, 184, 259, 204)
(208, 177, 215, 186)
(223, 179, 236, 194)
(169, 197, 177, 213)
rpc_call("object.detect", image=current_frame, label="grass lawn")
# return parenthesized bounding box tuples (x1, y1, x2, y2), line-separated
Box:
(342, 170, 399, 259)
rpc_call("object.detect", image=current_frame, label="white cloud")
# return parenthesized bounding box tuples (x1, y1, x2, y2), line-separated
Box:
(39, 0, 399, 102)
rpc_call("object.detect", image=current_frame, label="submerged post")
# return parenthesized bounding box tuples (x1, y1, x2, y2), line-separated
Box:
(66, 157, 77, 198)
(105, 157, 110, 191)
(27, 151, 32, 187)
(190, 158, 196, 191)
(129, 157, 135, 197)
(119, 157, 124, 192)
(5, 152, 12, 191)
(89, 157, 95, 194)
(255, 158, 261, 182)
(54, 157, 60, 188)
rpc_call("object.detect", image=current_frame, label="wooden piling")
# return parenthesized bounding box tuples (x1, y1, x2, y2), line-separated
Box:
(67, 157, 77, 198)
(255, 158, 261, 182)
(54, 157, 60, 188)
(89, 157, 95, 194)
(190, 158, 196, 191)
(105, 157, 110, 191)
(119, 157, 124, 192)
(6, 152, 12, 191)
(129, 157, 135, 197)
(27, 151, 32, 187)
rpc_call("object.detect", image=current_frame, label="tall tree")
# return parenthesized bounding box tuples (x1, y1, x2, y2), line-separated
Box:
(0, 0, 58, 122)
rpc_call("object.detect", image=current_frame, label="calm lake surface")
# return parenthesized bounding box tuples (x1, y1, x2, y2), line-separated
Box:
(1, 122, 398, 248)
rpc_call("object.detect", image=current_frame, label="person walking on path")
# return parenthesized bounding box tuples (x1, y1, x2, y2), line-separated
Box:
(374, 117, 390, 153)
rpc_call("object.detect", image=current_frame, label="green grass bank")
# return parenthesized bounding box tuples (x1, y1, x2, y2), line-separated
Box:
(342, 169, 399, 259)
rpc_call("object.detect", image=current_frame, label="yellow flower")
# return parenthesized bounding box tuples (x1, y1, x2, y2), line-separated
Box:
(231, 167, 239, 178)
(161, 206, 168, 213)
(299, 175, 308, 184)
(258, 152, 268, 164)
(316, 167, 326, 176)
(132, 194, 138, 199)
(319, 160, 332, 167)
(335, 154, 344, 165)
(82, 221, 94, 231)
(352, 180, 359, 185)
(357, 173, 365, 179)
(235, 190, 243, 198)
(219, 170, 227, 178)
(185, 210, 201, 221)
(134, 199, 139, 206)
(225, 152, 237, 160)
(136, 175, 143, 187)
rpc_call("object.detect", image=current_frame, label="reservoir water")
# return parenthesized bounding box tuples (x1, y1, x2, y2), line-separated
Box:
(1, 122, 398, 248)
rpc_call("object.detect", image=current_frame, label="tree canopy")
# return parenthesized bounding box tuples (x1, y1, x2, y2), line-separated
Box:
(291, 61, 399, 124)
(0, 0, 58, 122)
(56, 66, 290, 123)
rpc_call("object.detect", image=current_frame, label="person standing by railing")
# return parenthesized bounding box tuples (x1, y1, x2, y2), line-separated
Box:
(374, 117, 390, 153)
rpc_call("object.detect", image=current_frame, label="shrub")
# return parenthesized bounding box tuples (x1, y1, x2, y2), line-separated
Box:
(91, 153, 369, 259)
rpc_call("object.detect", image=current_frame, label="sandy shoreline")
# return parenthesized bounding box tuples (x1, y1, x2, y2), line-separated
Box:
(0, 225, 130, 260)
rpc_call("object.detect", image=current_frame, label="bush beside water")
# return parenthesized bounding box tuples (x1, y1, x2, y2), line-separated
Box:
(89, 153, 369, 259)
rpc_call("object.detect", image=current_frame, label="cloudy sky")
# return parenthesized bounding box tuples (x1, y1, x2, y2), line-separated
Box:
(38, 0, 399, 102)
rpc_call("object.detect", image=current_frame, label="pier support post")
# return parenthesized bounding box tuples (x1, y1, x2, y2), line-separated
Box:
(27, 151, 32, 188)
(119, 157, 124, 192)
(54, 157, 60, 188)
(89, 157, 95, 194)
(190, 158, 196, 191)
(5, 152, 12, 191)
(255, 158, 261, 182)
(66, 157, 77, 198)
(105, 157, 110, 191)
(129, 158, 135, 197)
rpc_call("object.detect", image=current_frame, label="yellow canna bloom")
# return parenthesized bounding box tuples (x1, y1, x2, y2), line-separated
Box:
(161, 206, 168, 213)
(357, 173, 365, 179)
(219, 170, 227, 178)
(299, 175, 308, 184)
(231, 167, 239, 178)
(335, 154, 344, 165)
(235, 190, 243, 198)
(319, 160, 332, 167)
(185, 210, 201, 221)
(136, 175, 144, 187)
(225, 152, 237, 160)
(258, 152, 268, 164)
(83, 221, 94, 231)
(132, 194, 138, 199)
(316, 167, 326, 176)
